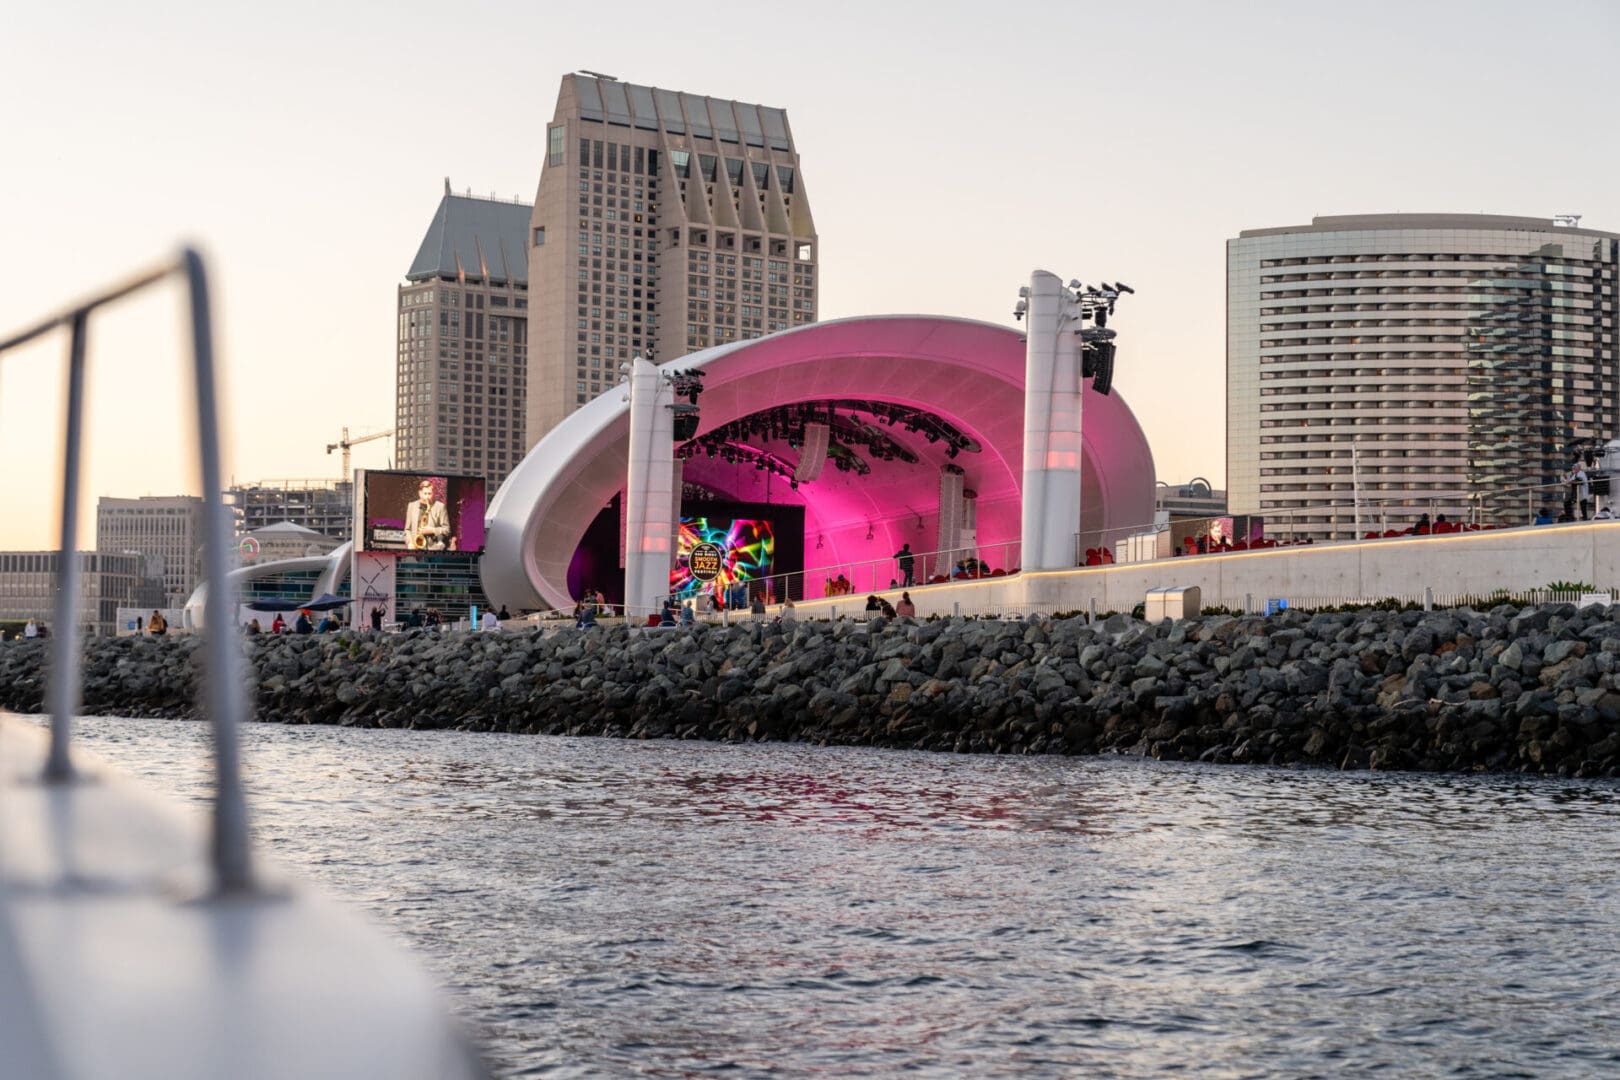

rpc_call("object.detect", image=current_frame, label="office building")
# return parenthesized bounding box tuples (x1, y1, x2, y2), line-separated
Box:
(398, 182, 532, 491)
(227, 478, 353, 539)
(0, 551, 164, 637)
(527, 73, 818, 442)
(1156, 478, 1227, 521)
(1228, 214, 1619, 537)
(95, 495, 207, 605)
(238, 521, 344, 564)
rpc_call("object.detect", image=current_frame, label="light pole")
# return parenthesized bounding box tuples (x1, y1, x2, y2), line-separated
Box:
(1351, 436, 1362, 539)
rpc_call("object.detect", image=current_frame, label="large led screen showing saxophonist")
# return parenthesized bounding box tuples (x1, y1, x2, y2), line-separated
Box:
(358, 470, 487, 555)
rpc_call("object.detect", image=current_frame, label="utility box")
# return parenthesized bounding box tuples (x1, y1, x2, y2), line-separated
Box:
(1118, 531, 1163, 564)
(1145, 585, 1201, 622)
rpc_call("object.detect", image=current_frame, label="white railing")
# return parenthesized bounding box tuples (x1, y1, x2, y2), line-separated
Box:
(0, 249, 252, 894)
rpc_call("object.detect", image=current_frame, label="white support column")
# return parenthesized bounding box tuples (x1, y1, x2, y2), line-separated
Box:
(624, 358, 675, 623)
(962, 487, 979, 562)
(669, 458, 684, 579)
(1020, 270, 1083, 569)
(936, 465, 965, 572)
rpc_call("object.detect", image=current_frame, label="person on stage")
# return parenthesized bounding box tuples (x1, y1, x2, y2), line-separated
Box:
(404, 479, 450, 551)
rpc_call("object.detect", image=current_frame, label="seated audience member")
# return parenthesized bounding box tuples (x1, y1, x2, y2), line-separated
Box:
(878, 599, 897, 618)
(1595, 505, 1615, 521)
(895, 592, 917, 618)
(865, 594, 882, 613)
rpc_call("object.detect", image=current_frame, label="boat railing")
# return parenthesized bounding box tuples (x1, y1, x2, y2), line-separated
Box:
(0, 247, 250, 892)
(1, 248, 491, 1078)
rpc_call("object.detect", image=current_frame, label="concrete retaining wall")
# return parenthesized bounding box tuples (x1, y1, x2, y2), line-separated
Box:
(786, 521, 1620, 620)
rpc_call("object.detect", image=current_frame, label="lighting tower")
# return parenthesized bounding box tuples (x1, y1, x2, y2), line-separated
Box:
(1014, 273, 1131, 569)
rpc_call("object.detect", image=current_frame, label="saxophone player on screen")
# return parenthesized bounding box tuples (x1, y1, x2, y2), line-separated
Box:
(404, 478, 451, 551)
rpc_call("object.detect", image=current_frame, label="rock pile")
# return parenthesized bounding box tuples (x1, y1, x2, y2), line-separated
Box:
(3, 604, 1619, 776)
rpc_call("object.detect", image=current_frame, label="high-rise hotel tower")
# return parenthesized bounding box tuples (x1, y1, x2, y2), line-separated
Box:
(527, 73, 818, 443)
(397, 184, 532, 490)
(1228, 214, 1619, 536)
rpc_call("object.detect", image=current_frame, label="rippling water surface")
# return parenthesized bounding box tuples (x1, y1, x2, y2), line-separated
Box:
(55, 717, 1620, 1078)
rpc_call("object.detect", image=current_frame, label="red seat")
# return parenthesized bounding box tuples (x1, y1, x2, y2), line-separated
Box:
(1364, 531, 1380, 540)
(1383, 529, 1400, 538)
(990, 568, 1006, 577)
(1232, 540, 1248, 551)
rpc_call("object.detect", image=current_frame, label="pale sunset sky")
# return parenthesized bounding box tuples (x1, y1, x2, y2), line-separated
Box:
(4, 0, 1617, 550)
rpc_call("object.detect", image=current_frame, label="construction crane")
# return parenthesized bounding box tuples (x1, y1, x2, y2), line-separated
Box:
(326, 426, 395, 480)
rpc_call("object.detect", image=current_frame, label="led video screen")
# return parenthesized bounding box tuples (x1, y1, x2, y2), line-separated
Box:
(359, 470, 487, 555)
(670, 517, 775, 597)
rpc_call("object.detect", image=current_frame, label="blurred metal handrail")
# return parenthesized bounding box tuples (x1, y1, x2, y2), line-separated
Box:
(0, 247, 253, 895)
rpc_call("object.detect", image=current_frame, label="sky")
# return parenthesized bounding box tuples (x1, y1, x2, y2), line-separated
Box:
(5, 0, 1618, 551)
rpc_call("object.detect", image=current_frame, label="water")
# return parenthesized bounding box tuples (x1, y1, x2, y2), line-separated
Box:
(48, 717, 1620, 1078)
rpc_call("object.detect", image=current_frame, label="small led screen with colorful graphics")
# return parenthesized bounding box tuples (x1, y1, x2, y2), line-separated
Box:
(671, 518, 775, 597)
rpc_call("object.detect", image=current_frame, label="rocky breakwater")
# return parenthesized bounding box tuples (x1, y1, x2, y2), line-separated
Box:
(3, 603, 1620, 776)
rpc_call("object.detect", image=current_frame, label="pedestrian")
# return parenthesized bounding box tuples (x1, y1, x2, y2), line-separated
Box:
(681, 599, 695, 627)
(497, 605, 511, 621)
(661, 596, 678, 626)
(271, 612, 286, 634)
(894, 543, 915, 587)
(750, 591, 766, 617)
(24, 618, 38, 639)
(148, 609, 168, 636)
(295, 609, 314, 634)
(1570, 461, 1592, 520)
(246, 618, 262, 635)
(480, 608, 499, 631)
(370, 604, 385, 632)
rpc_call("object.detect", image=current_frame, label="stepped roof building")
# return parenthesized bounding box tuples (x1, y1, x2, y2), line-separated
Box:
(527, 73, 818, 444)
